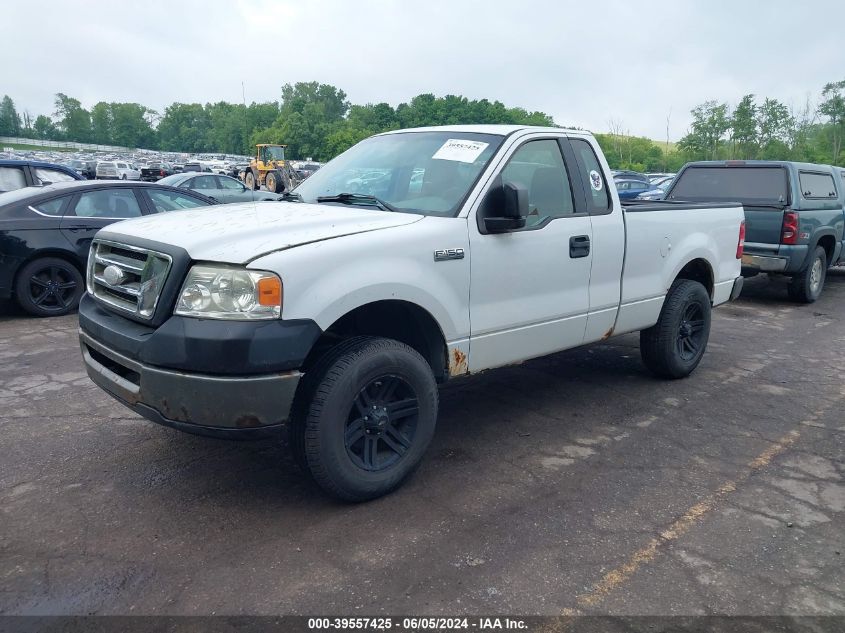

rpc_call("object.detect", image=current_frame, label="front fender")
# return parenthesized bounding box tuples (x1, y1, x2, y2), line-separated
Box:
(249, 217, 471, 342)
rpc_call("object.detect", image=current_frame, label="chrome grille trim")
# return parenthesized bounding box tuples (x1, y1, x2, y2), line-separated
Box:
(87, 239, 173, 320)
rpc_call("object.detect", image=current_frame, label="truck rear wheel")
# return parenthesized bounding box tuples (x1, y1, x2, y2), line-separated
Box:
(640, 279, 711, 379)
(289, 337, 438, 502)
(787, 246, 826, 303)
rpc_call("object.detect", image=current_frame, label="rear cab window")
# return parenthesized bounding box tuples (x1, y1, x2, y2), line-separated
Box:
(668, 166, 789, 205)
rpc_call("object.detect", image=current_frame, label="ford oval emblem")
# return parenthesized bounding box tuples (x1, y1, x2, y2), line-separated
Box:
(103, 264, 125, 287)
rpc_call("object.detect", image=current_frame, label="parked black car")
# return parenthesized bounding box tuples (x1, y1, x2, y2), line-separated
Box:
(0, 159, 85, 193)
(0, 181, 214, 317)
(140, 162, 176, 182)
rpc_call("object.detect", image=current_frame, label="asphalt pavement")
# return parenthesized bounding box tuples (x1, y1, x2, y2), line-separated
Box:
(1, 271, 843, 616)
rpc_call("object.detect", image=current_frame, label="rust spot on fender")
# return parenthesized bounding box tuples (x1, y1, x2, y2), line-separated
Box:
(449, 348, 468, 376)
(602, 327, 614, 340)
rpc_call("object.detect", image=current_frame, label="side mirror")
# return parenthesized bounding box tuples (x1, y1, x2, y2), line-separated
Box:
(481, 181, 528, 233)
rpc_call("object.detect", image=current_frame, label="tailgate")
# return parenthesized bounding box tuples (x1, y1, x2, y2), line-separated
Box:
(743, 206, 784, 246)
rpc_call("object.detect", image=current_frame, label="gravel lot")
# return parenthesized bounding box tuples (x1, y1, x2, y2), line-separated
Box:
(1, 272, 844, 616)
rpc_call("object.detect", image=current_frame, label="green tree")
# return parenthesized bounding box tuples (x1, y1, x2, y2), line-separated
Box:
(53, 93, 91, 142)
(90, 101, 112, 144)
(756, 98, 793, 158)
(110, 102, 156, 148)
(730, 94, 758, 158)
(32, 115, 57, 140)
(0, 95, 22, 136)
(678, 100, 731, 160)
(818, 80, 845, 164)
(156, 103, 210, 152)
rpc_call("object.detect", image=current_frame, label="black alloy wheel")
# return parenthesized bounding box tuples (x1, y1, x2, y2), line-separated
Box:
(344, 375, 419, 472)
(676, 301, 706, 361)
(15, 257, 84, 317)
(640, 279, 712, 379)
(289, 336, 439, 501)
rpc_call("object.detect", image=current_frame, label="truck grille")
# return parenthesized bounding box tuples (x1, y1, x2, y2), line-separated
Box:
(87, 240, 172, 320)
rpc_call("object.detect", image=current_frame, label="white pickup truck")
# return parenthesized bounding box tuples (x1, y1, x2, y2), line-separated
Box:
(79, 125, 745, 500)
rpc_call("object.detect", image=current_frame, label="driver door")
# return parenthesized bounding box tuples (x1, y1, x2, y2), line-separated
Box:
(468, 137, 593, 371)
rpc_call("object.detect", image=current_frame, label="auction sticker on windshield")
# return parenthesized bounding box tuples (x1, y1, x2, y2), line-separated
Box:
(432, 139, 489, 163)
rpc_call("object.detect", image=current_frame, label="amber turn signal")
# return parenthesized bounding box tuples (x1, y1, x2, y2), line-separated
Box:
(257, 277, 282, 306)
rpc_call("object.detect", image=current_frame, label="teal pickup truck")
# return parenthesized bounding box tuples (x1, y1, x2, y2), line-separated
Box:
(665, 161, 845, 302)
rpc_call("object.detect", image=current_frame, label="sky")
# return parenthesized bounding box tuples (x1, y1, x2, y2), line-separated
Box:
(3, 0, 842, 141)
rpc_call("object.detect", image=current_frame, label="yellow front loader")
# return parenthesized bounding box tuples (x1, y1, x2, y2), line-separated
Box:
(243, 144, 301, 193)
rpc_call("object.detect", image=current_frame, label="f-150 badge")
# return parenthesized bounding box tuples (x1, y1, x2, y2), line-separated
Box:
(434, 248, 465, 261)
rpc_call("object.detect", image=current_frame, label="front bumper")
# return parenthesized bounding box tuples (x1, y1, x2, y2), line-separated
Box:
(80, 329, 301, 438)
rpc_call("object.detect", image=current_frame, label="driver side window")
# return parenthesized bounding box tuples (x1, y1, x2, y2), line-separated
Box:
(500, 139, 575, 228)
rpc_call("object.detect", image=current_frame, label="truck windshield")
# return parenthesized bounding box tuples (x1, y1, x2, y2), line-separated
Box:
(292, 131, 504, 216)
(668, 166, 789, 206)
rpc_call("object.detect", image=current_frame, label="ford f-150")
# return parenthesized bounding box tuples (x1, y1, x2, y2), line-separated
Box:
(78, 125, 745, 500)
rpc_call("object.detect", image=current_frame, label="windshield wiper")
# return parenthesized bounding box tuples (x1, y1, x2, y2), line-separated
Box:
(316, 192, 398, 212)
(279, 191, 302, 202)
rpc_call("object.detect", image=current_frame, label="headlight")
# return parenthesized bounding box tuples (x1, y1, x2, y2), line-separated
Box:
(174, 265, 282, 320)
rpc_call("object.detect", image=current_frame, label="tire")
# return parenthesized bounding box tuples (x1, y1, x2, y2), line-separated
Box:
(15, 257, 84, 317)
(245, 171, 257, 190)
(787, 246, 826, 303)
(640, 279, 712, 379)
(289, 337, 438, 502)
(266, 171, 284, 193)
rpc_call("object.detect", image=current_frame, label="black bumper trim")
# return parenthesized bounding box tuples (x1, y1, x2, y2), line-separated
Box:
(79, 294, 322, 375)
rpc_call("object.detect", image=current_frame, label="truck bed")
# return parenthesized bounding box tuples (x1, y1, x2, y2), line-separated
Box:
(614, 198, 744, 335)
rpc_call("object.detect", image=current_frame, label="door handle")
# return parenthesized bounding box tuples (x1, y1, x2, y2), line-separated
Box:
(569, 235, 590, 258)
(64, 225, 89, 231)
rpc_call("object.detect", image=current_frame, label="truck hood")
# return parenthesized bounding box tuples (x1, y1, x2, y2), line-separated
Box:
(96, 201, 424, 264)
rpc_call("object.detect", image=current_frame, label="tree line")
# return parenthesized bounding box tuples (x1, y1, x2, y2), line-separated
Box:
(674, 81, 845, 167)
(0, 83, 552, 161)
(0, 79, 842, 169)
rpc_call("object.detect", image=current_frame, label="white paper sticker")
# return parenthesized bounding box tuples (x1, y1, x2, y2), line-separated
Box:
(432, 139, 489, 163)
(589, 170, 603, 191)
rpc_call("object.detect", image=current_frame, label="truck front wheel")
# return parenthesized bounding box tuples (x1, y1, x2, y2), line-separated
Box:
(245, 170, 257, 190)
(787, 246, 826, 303)
(640, 279, 711, 379)
(289, 337, 439, 502)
